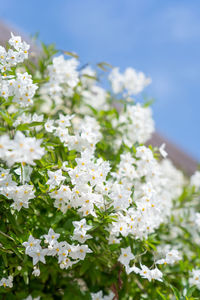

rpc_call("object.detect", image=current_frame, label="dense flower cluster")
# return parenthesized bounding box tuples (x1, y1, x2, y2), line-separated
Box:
(0, 33, 37, 106)
(0, 33, 199, 300)
(43, 55, 79, 100)
(113, 103, 155, 146)
(109, 67, 151, 95)
(22, 226, 92, 270)
(0, 32, 29, 72)
(0, 131, 45, 166)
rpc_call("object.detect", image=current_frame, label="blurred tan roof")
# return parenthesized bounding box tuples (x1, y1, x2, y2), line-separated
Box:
(0, 20, 198, 176)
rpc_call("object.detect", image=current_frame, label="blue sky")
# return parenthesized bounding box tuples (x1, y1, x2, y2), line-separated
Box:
(1, 0, 200, 160)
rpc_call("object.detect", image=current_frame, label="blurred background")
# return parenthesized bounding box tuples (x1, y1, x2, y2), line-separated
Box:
(0, 0, 199, 168)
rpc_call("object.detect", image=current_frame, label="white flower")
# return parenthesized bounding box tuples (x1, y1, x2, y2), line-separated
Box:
(118, 246, 135, 267)
(125, 265, 140, 275)
(56, 114, 74, 128)
(70, 244, 92, 260)
(0, 131, 45, 166)
(45, 119, 55, 132)
(123, 67, 151, 95)
(22, 235, 41, 255)
(0, 275, 13, 288)
(91, 291, 103, 300)
(72, 232, 92, 244)
(139, 265, 152, 281)
(29, 247, 48, 265)
(0, 168, 16, 187)
(43, 228, 60, 246)
(189, 269, 200, 290)
(156, 249, 181, 265)
(9, 32, 22, 51)
(57, 246, 69, 264)
(138, 265, 163, 282)
(150, 268, 163, 282)
(46, 169, 65, 189)
(32, 267, 40, 277)
(159, 143, 168, 158)
(8, 184, 35, 211)
(72, 218, 92, 234)
(59, 257, 74, 270)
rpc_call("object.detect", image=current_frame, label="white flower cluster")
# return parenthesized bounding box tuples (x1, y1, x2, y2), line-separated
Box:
(70, 116, 102, 152)
(44, 113, 102, 156)
(0, 167, 35, 211)
(43, 55, 79, 101)
(72, 218, 92, 243)
(117, 246, 181, 282)
(189, 269, 200, 290)
(0, 32, 29, 72)
(13, 112, 44, 128)
(50, 150, 110, 215)
(0, 33, 192, 296)
(1, 72, 38, 106)
(0, 131, 45, 166)
(0, 275, 13, 288)
(108, 147, 184, 242)
(0, 33, 38, 107)
(156, 249, 181, 265)
(46, 169, 65, 189)
(47, 127, 184, 243)
(109, 67, 151, 95)
(118, 247, 163, 282)
(113, 103, 155, 146)
(22, 227, 92, 270)
(81, 85, 108, 112)
(118, 246, 135, 273)
(135, 265, 163, 282)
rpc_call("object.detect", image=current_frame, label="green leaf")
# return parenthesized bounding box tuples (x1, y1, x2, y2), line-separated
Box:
(156, 288, 167, 300)
(63, 51, 79, 59)
(169, 284, 181, 300)
(186, 286, 196, 297)
(97, 62, 113, 71)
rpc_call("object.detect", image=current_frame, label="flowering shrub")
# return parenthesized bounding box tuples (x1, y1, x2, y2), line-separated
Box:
(0, 33, 200, 300)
